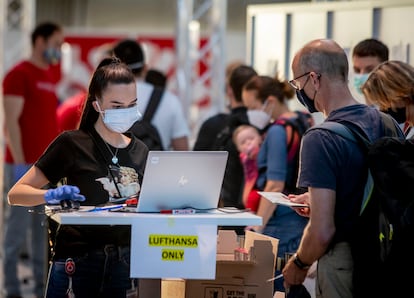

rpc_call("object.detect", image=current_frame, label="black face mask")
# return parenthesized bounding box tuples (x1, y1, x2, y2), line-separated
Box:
(385, 107, 406, 124)
(296, 89, 318, 113)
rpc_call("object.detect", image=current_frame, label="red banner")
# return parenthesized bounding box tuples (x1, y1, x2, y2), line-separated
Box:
(59, 35, 210, 108)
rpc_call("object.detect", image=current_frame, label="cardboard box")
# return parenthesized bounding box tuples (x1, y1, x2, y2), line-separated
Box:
(182, 230, 279, 298)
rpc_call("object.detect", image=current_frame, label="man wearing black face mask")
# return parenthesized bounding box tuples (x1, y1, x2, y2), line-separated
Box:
(282, 39, 404, 298)
(289, 71, 320, 113)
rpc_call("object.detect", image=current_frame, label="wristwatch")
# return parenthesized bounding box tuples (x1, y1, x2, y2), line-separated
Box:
(293, 253, 311, 270)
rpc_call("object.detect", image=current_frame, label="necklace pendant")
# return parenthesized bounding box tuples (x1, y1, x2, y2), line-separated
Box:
(112, 156, 118, 164)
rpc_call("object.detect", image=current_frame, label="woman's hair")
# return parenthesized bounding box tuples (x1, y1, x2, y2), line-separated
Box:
(243, 75, 294, 104)
(362, 60, 414, 110)
(78, 57, 136, 131)
(229, 65, 258, 103)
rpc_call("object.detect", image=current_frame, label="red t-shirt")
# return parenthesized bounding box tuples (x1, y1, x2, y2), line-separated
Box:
(3, 60, 60, 163)
(57, 92, 86, 132)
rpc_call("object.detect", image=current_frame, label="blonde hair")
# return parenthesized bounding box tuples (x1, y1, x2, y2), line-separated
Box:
(362, 60, 414, 110)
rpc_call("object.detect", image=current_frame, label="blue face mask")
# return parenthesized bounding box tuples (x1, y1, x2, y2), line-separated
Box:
(43, 47, 61, 65)
(296, 89, 318, 113)
(353, 73, 370, 95)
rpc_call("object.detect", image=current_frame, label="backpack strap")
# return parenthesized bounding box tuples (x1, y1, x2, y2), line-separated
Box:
(308, 121, 373, 215)
(273, 118, 295, 154)
(270, 112, 313, 193)
(310, 121, 358, 143)
(379, 111, 404, 137)
(143, 86, 164, 122)
(274, 111, 313, 153)
(308, 113, 402, 215)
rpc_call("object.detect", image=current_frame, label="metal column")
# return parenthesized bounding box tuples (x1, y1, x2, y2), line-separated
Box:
(2, 0, 35, 73)
(175, 0, 227, 136)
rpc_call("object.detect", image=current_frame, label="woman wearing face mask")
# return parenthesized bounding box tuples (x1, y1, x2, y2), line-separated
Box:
(8, 57, 148, 297)
(362, 60, 414, 138)
(242, 75, 314, 294)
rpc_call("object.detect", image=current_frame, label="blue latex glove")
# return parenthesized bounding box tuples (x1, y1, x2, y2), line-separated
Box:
(13, 164, 31, 183)
(44, 185, 86, 205)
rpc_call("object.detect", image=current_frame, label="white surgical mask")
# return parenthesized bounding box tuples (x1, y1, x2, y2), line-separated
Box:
(247, 100, 273, 130)
(247, 110, 272, 130)
(96, 101, 141, 133)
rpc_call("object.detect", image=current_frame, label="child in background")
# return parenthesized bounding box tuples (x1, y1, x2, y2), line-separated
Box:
(233, 124, 263, 212)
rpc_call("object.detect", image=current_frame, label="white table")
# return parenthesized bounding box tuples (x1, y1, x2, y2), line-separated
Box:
(48, 206, 262, 226)
(47, 206, 262, 298)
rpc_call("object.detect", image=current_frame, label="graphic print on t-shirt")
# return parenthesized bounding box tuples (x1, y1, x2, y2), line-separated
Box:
(95, 165, 140, 203)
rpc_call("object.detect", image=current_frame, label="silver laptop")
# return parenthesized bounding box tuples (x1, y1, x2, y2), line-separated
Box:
(136, 151, 228, 213)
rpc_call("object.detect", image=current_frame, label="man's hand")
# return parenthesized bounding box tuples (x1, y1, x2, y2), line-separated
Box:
(288, 192, 311, 217)
(282, 255, 309, 291)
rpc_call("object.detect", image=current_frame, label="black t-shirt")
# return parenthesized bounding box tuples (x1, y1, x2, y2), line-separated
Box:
(220, 107, 249, 208)
(193, 107, 249, 208)
(193, 113, 229, 151)
(299, 105, 404, 243)
(36, 127, 149, 258)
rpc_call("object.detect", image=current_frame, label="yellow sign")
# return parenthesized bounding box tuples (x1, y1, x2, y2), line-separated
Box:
(148, 234, 198, 247)
(162, 249, 185, 261)
(130, 218, 217, 279)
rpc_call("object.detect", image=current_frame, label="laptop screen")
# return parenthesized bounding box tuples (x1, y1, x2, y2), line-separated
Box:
(136, 151, 228, 213)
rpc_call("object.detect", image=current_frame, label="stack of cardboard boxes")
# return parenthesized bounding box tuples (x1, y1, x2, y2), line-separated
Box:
(163, 230, 279, 298)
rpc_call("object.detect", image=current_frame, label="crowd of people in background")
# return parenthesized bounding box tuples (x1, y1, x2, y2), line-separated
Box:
(2, 18, 414, 298)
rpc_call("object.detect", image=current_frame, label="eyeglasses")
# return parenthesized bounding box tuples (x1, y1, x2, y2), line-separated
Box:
(289, 72, 311, 90)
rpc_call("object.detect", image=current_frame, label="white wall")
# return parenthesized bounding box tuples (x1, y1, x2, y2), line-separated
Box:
(381, 5, 414, 62)
(247, 0, 414, 119)
(247, 0, 414, 78)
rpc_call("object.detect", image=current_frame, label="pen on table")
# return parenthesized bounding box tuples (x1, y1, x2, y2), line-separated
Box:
(88, 204, 126, 212)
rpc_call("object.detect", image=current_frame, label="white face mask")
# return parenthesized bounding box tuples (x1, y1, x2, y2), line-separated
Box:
(96, 101, 141, 133)
(247, 109, 272, 130)
(247, 100, 273, 130)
